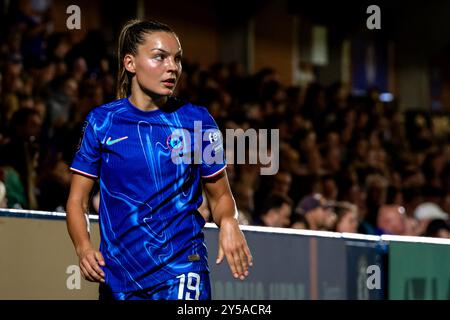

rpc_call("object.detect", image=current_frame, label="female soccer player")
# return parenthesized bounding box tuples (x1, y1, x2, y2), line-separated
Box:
(66, 20, 252, 300)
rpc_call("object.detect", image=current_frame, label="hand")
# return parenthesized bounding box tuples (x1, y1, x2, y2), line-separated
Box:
(77, 246, 106, 283)
(216, 217, 253, 280)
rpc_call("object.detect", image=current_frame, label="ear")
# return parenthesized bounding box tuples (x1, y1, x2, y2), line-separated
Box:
(123, 54, 136, 74)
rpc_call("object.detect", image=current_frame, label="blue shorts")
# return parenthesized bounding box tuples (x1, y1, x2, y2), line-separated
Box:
(99, 271, 211, 300)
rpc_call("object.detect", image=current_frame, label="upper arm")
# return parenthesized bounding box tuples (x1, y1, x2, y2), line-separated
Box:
(202, 171, 233, 207)
(67, 173, 96, 207)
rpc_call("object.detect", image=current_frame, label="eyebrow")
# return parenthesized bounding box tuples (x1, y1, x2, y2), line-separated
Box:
(151, 48, 183, 55)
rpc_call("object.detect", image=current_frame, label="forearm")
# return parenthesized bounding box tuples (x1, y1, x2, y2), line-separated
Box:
(66, 197, 93, 255)
(210, 193, 238, 227)
(203, 172, 252, 279)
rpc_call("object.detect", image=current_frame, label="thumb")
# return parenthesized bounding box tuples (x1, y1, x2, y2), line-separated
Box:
(95, 251, 105, 266)
(216, 246, 224, 264)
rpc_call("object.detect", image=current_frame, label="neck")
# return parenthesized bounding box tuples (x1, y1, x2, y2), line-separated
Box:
(129, 85, 168, 111)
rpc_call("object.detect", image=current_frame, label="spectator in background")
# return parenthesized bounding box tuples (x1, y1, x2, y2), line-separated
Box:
(291, 213, 308, 230)
(0, 181, 7, 208)
(404, 215, 421, 236)
(272, 171, 292, 198)
(255, 193, 292, 228)
(363, 173, 389, 231)
(0, 166, 27, 208)
(376, 204, 407, 235)
(294, 193, 334, 231)
(37, 156, 71, 212)
(402, 186, 423, 218)
(232, 182, 255, 225)
(333, 201, 359, 233)
(424, 219, 450, 238)
(0, 108, 42, 209)
(421, 149, 446, 189)
(321, 174, 339, 201)
(414, 201, 448, 236)
(46, 75, 78, 132)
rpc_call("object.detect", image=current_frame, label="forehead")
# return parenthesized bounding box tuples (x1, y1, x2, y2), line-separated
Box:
(140, 31, 182, 53)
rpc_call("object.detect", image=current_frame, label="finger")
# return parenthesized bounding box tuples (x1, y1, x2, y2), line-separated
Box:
(87, 255, 105, 279)
(225, 250, 238, 278)
(80, 264, 94, 282)
(82, 259, 103, 282)
(95, 251, 106, 267)
(88, 252, 105, 278)
(81, 260, 100, 282)
(232, 250, 244, 278)
(216, 246, 224, 264)
(238, 246, 249, 278)
(244, 244, 253, 267)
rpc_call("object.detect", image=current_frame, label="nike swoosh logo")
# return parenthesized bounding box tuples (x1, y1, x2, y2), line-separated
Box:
(106, 136, 128, 145)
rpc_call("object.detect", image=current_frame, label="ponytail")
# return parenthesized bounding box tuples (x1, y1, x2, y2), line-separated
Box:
(116, 20, 139, 99)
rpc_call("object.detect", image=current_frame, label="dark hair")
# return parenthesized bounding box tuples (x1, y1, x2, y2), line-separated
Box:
(334, 201, 357, 219)
(8, 108, 40, 137)
(116, 20, 174, 99)
(258, 193, 293, 216)
(425, 219, 450, 238)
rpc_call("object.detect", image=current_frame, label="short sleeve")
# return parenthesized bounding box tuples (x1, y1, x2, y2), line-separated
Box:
(200, 110, 226, 178)
(70, 117, 101, 179)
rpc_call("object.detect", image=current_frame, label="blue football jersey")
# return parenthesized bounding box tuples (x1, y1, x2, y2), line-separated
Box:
(70, 97, 226, 293)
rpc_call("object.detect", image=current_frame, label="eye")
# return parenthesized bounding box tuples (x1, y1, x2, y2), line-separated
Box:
(153, 54, 165, 61)
(175, 55, 182, 63)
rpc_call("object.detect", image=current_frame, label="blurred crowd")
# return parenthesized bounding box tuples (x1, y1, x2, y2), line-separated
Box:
(1, 1, 450, 239)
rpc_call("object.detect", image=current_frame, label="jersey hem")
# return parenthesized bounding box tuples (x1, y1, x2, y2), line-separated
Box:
(201, 165, 227, 179)
(70, 167, 98, 179)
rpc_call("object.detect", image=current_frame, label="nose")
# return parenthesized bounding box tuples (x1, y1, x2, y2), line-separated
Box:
(166, 56, 180, 74)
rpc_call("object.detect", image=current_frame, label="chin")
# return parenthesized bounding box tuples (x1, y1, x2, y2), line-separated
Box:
(154, 86, 172, 95)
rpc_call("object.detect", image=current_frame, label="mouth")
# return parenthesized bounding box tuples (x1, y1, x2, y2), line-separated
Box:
(162, 78, 176, 88)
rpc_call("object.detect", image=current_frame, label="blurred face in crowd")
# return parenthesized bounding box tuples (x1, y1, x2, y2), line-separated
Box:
(377, 205, 406, 235)
(306, 206, 330, 230)
(73, 57, 88, 75)
(27, 113, 42, 139)
(265, 203, 292, 228)
(336, 210, 358, 233)
(276, 203, 292, 228)
(63, 78, 79, 100)
(17, 112, 42, 140)
(125, 31, 182, 97)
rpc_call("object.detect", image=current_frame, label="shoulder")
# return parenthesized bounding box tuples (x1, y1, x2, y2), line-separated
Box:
(173, 97, 215, 124)
(86, 98, 128, 123)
